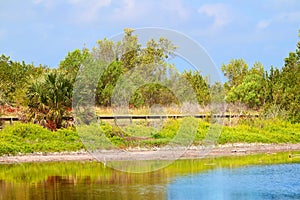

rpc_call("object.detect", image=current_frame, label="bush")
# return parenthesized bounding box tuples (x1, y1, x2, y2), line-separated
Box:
(153, 119, 180, 139)
(0, 123, 84, 155)
(217, 119, 300, 144)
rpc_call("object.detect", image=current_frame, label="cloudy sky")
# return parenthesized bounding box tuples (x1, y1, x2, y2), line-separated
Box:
(1, 0, 300, 71)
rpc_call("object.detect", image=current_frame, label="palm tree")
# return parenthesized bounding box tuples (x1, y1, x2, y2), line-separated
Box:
(27, 71, 73, 130)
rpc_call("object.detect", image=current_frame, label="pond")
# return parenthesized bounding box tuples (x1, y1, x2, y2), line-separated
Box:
(0, 152, 299, 200)
(168, 163, 300, 199)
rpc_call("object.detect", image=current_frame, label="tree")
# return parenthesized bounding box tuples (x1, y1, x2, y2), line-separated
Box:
(139, 37, 176, 65)
(120, 28, 140, 71)
(134, 83, 179, 107)
(222, 60, 266, 109)
(27, 71, 73, 130)
(182, 70, 210, 105)
(90, 28, 177, 108)
(263, 31, 300, 122)
(58, 48, 89, 82)
(210, 82, 225, 104)
(235, 62, 265, 108)
(96, 61, 124, 106)
(280, 39, 300, 122)
(264, 66, 282, 105)
(0, 54, 47, 106)
(221, 59, 248, 91)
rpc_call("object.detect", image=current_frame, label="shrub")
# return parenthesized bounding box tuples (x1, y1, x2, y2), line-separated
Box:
(0, 123, 84, 155)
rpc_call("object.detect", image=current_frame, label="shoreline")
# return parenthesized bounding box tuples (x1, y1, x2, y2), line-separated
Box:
(1, 143, 300, 164)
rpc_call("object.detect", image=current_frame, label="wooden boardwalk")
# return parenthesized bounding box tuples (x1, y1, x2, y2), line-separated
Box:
(0, 114, 259, 122)
(0, 117, 19, 124)
(0, 114, 259, 129)
(96, 114, 259, 120)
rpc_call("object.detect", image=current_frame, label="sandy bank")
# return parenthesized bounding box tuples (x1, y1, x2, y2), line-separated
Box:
(0, 143, 299, 164)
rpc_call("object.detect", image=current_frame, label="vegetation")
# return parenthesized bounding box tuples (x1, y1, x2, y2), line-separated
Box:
(0, 118, 299, 155)
(0, 28, 299, 155)
(27, 71, 73, 130)
(0, 123, 83, 155)
(1, 29, 299, 124)
(0, 54, 47, 106)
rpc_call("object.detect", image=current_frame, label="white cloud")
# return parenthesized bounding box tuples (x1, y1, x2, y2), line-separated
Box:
(69, 0, 111, 7)
(32, 0, 61, 11)
(161, 0, 189, 20)
(112, 0, 144, 21)
(33, 0, 42, 4)
(68, 0, 112, 22)
(198, 3, 231, 29)
(257, 20, 271, 30)
(255, 11, 300, 31)
(111, 0, 190, 24)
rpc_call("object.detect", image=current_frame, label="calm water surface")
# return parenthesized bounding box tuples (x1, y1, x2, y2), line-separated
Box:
(0, 153, 299, 200)
(168, 163, 300, 200)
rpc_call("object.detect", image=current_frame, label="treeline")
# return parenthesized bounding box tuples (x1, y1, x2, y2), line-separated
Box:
(0, 29, 299, 129)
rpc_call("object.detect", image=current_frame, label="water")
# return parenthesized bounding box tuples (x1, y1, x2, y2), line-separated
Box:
(168, 163, 300, 200)
(0, 153, 299, 199)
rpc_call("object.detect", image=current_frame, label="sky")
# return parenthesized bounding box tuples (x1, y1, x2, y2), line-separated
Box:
(1, 0, 300, 74)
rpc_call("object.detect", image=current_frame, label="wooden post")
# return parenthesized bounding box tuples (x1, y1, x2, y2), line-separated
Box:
(114, 117, 117, 126)
(229, 111, 232, 127)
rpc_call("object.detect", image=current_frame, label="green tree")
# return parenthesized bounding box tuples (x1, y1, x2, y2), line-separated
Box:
(120, 28, 140, 71)
(27, 71, 73, 130)
(280, 39, 300, 122)
(135, 83, 178, 107)
(235, 62, 265, 108)
(90, 28, 177, 108)
(58, 48, 89, 82)
(0, 54, 47, 106)
(139, 37, 176, 65)
(221, 59, 248, 92)
(96, 61, 124, 106)
(263, 31, 300, 122)
(264, 66, 282, 106)
(182, 70, 210, 105)
(210, 82, 225, 104)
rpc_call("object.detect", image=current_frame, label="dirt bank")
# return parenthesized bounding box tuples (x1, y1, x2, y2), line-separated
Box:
(0, 143, 299, 164)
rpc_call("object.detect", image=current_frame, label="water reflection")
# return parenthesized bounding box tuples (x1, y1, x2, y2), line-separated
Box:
(1, 174, 167, 200)
(0, 152, 299, 200)
(167, 164, 300, 200)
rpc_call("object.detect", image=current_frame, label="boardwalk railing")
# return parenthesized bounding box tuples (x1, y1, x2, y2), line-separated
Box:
(0, 117, 19, 124)
(0, 114, 260, 122)
(0, 114, 259, 129)
(96, 114, 259, 120)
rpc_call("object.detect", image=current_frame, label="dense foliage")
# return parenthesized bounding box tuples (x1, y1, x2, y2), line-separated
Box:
(0, 28, 299, 130)
(221, 34, 300, 122)
(0, 55, 47, 106)
(0, 123, 83, 155)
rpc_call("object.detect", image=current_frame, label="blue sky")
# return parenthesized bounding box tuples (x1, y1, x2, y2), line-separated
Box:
(1, 0, 300, 72)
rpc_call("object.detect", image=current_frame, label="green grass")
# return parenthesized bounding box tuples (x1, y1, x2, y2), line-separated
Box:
(218, 119, 300, 144)
(0, 123, 84, 155)
(0, 118, 299, 155)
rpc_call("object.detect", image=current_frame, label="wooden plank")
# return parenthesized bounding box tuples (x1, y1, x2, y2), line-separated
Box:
(0, 117, 19, 121)
(0, 114, 260, 122)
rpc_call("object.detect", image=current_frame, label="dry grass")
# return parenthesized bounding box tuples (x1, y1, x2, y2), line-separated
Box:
(94, 104, 212, 116)
(1, 103, 259, 117)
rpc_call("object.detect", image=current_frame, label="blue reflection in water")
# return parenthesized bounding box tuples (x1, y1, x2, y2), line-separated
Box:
(167, 164, 300, 200)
